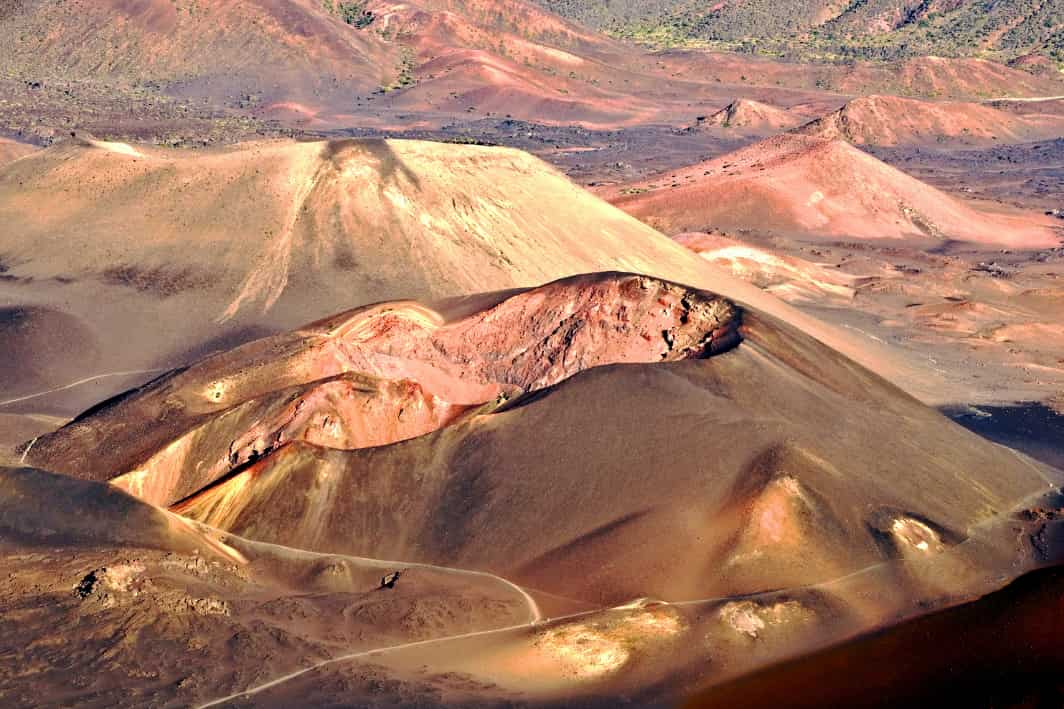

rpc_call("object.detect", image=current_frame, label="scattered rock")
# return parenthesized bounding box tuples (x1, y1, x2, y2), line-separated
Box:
(380, 570, 402, 589)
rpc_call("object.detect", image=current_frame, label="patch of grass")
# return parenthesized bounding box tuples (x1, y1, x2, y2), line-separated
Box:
(323, 1, 375, 29)
(339, 2, 375, 29)
(443, 135, 498, 146)
(381, 47, 416, 92)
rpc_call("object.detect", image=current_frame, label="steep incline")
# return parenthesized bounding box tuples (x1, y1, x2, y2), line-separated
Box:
(0, 0, 395, 103)
(169, 305, 1053, 604)
(27, 274, 740, 505)
(0, 136, 949, 411)
(6, 273, 1063, 706)
(20, 272, 1058, 671)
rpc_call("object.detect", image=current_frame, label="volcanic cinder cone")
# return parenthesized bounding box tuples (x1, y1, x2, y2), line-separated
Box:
(13, 272, 1059, 705)
(605, 134, 1061, 246)
(798, 94, 1064, 146)
(0, 136, 956, 412)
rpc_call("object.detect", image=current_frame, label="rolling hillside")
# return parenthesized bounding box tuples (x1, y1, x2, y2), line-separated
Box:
(536, 0, 1064, 68)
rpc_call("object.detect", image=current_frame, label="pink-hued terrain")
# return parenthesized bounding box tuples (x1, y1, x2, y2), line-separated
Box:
(1, 0, 1063, 706)
(4, 273, 1061, 706)
(605, 134, 1060, 246)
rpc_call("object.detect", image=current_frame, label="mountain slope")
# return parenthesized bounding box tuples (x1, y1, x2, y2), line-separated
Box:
(0, 138, 35, 166)
(0, 0, 705, 132)
(0, 463, 535, 706)
(0, 0, 397, 101)
(11, 273, 1060, 705)
(0, 135, 953, 414)
(798, 94, 1064, 145)
(688, 99, 807, 133)
(537, 0, 1064, 68)
(603, 134, 1060, 245)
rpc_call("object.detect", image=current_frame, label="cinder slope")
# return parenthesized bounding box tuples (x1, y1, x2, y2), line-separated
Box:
(674, 232, 859, 305)
(157, 278, 1058, 704)
(26, 274, 741, 505)
(0, 137, 35, 166)
(27, 270, 1046, 608)
(696, 99, 806, 132)
(0, 465, 239, 561)
(8, 273, 1062, 706)
(0, 0, 702, 130)
(0, 136, 950, 410)
(0, 464, 535, 706)
(605, 134, 1061, 246)
(0, 306, 102, 400)
(366, 0, 709, 129)
(800, 94, 1064, 146)
(169, 304, 1053, 606)
(0, 0, 396, 103)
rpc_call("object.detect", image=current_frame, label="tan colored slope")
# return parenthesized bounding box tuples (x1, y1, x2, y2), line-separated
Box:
(27, 274, 740, 505)
(0, 305, 102, 399)
(9, 273, 1064, 705)
(604, 134, 1060, 247)
(0, 465, 240, 562)
(0, 0, 395, 101)
(674, 232, 859, 305)
(0, 464, 536, 706)
(0, 136, 954, 408)
(695, 99, 806, 132)
(0, 414, 66, 451)
(170, 304, 1054, 606)
(799, 94, 1064, 146)
(0, 137, 35, 166)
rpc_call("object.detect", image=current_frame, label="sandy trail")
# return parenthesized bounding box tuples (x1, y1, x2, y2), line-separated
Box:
(222, 534, 545, 623)
(191, 534, 548, 708)
(193, 476, 1061, 708)
(0, 368, 170, 408)
(193, 617, 563, 709)
(980, 95, 1064, 102)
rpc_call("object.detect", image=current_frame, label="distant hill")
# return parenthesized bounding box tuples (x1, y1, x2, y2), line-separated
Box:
(0, 0, 396, 99)
(2, 135, 934, 414)
(797, 94, 1064, 146)
(534, 0, 1064, 68)
(602, 134, 1060, 246)
(692, 99, 806, 132)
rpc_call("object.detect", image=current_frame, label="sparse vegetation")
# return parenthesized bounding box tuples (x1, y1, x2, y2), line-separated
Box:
(380, 47, 416, 92)
(323, 0, 375, 29)
(534, 0, 1064, 68)
(339, 1, 375, 28)
(442, 135, 498, 146)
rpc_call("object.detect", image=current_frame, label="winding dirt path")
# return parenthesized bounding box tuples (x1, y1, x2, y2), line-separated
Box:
(0, 368, 169, 408)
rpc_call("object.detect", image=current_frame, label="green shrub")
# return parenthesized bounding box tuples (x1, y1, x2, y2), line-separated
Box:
(338, 1, 374, 28)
